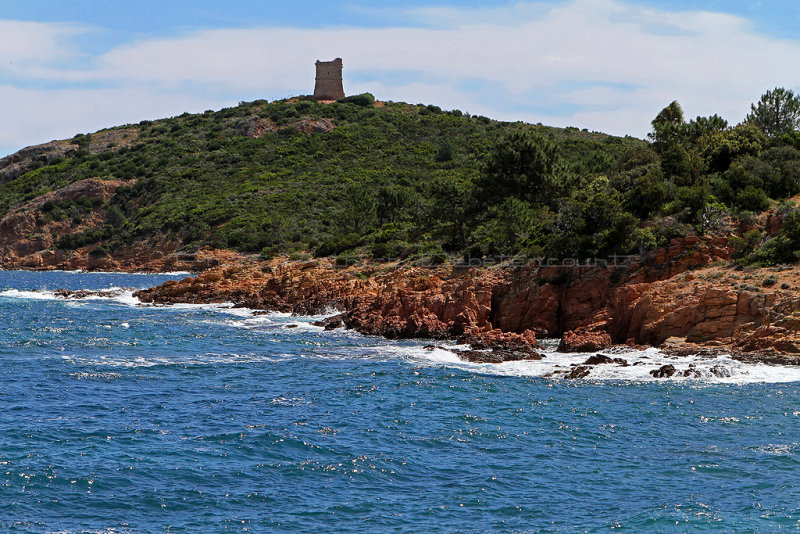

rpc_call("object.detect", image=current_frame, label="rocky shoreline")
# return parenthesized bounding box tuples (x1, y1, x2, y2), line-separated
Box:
(129, 236, 800, 368)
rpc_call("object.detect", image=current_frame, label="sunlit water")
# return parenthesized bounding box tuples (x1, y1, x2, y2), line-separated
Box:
(1, 270, 799, 532)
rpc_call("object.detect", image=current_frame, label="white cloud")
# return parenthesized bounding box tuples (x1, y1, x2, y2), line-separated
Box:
(0, 84, 228, 153)
(0, 20, 87, 77)
(3, 0, 800, 156)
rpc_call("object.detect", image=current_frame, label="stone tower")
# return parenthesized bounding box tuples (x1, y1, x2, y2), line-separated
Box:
(313, 58, 345, 101)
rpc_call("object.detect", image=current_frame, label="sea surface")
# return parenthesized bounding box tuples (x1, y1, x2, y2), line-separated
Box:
(1, 270, 800, 532)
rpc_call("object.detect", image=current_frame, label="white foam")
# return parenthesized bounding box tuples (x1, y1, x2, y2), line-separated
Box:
(402, 343, 800, 384)
(60, 352, 287, 368)
(48, 269, 192, 276)
(0, 287, 143, 306)
(0, 289, 59, 300)
(0, 287, 320, 331)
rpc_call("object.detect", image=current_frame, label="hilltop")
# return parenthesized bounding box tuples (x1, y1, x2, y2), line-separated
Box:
(0, 95, 642, 269)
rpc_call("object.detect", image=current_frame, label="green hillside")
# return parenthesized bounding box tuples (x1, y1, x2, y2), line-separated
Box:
(2, 90, 799, 265)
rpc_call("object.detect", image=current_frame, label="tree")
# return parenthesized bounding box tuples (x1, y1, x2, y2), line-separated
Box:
(337, 182, 377, 234)
(699, 124, 765, 173)
(427, 173, 473, 250)
(375, 185, 412, 225)
(469, 198, 538, 255)
(547, 176, 637, 258)
(473, 130, 564, 210)
(648, 101, 686, 154)
(686, 114, 728, 142)
(745, 87, 800, 138)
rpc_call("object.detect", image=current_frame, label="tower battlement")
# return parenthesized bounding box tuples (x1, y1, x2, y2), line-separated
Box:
(313, 58, 345, 101)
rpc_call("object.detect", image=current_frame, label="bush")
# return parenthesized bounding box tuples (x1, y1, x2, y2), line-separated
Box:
(730, 229, 761, 259)
(315, 233, 362, 257)
(736, 186, 770, 212)
(259, 246, 278, 259)
(746, 209, 800, 264)
(410, 246, 448, 266)
(370, 240, 409, 261)
(338, 93, 375, 107)
(666, 185, 711, 224)
(89, 244, 110, 258)
(288, 251, 311, 261)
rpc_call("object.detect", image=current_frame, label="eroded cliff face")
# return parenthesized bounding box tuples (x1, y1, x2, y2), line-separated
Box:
(133, 238, 800, 360)
(0, 175, 243, 272)
(0, 179, 125, 268)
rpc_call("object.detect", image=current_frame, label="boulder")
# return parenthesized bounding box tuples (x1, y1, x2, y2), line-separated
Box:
(583, 354, 614, 365)
(313, 313, 345, 330)
(455, 340, 545, 364)
(559, 327, 612, 352)
(565, 366, 592, 379)
(650, 364, 677, 378)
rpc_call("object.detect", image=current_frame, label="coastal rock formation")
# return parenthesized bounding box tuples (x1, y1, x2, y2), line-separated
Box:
(565, 366, 592, 379)
(454, 342, 544, 364)
(0, 179, 127, 267)
(343, 273, 498, 339)
(313, 313, 346, 330)
(559, 327, 613, 352)
(583, 354, 628, 366)
(132, 238, 800, 365)
(650, 364, 677, 378)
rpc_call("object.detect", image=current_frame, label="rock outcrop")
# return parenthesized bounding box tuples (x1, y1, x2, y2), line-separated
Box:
(558, 327, 613, 352)
(650, 364, 678, 378)
(0, 176, 246, 272)
(132, 240, 800, 365)
(0, 179, 127, 267)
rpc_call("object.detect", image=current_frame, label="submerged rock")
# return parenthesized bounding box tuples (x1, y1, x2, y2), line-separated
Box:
(565, 366, 592, 379)
(650, 364, 677, 378)
(682, 366, 702, 378)
(53, 288, 133, 299)
(583, 353, 614, 365)
(581, 354, 629, 366)
(313, 313, 345, 330)
(455, 342, 545, 364)
(709, 365, 733, 378)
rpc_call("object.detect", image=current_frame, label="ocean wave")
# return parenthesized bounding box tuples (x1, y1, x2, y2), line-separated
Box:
(398, 344, 800, 384)
(10, 269, 193, 276)
(0, 287, 142, 307)
(0, 289, 61, 301)
(59, 352, 289, 368)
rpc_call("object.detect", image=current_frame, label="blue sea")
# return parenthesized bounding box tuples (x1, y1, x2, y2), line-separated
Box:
(1, 270, 800, 532)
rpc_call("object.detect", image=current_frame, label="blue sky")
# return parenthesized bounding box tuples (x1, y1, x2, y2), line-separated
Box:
(2, 0, 800, 157)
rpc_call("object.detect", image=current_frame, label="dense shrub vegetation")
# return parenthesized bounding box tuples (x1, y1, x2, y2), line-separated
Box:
(2, 88, 799, 265)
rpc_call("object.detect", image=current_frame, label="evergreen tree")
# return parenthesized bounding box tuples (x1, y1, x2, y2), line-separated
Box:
(745, 87, 800, 138)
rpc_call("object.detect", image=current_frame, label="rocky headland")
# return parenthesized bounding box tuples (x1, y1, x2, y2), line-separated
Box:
(132, 234, 800, 367)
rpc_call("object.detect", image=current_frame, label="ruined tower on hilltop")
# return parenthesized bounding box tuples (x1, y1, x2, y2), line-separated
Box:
(313, 58, 345, 101)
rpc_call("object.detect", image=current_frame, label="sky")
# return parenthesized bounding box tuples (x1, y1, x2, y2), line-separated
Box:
(2, 0, 800, 157)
